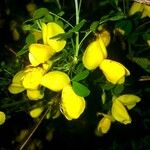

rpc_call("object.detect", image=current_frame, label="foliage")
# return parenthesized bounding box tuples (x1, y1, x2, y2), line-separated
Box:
(0, 0, 150, 149)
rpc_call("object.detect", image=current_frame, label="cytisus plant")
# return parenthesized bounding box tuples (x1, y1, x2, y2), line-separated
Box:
(1, 0, 150, 147)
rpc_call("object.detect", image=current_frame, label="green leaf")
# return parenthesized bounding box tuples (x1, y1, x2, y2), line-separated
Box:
(116, 20, 132, 35)
(100, 11, 126, 24)
(143, 34, 150, 40)
(22, 24, 32, 31)
(90, 21, 99, 32)
(72, 81, 90, 97)
(16, 45, 28, 57)
(112, 84, 124, 95)
(25, 33, 36, 45)
(72, 70, 89, 82)
(70, 19, 86, 33)
(132, 57, 150, 73)
(50, 19, 86, 40)
(33, 8, 49, 20)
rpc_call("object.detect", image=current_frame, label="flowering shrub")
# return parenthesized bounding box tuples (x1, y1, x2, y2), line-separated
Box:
(0, 0, 150, 149)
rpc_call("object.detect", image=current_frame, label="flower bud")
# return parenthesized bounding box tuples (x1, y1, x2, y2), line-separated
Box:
(96, 117, 111, 135)
(60, 84, 86, 120)
(29, 107, 43, 118)
(99, 59, 130, 84)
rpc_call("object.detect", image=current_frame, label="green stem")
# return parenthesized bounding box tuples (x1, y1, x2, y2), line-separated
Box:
(74, 0, 80, 63)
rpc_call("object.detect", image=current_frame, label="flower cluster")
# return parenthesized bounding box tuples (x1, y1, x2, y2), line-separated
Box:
(82, 28, 141, 135)
(96, 94, 141, 136)
(8, 22, 86, 120)
(82, 28, 130, 84)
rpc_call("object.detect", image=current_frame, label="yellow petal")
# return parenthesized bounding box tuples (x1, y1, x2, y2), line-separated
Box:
(115, 94, 141, 110)
(8, 83, 25, 94)
(41, 71, 70, 92)
(41, 22, 48, 45)
(29, 107, 43, 118)
(82, 39, 107, 70)
(0, 111, 6, 125)
(29, 43, 55, 66)
(99, 59, 130, 84)
(129, 2, 144, 16)
(142, 5, 150, 18)
(61, 84, 86, 120)
(23, 67, 45, 90)
(12, 70, 25, 84)
(99, 30, 111, 47)
(96, 117, 111, 135)
(45, 22, 66, 52)
(27, 89, 44, 100)
(111, 99, 131, 124)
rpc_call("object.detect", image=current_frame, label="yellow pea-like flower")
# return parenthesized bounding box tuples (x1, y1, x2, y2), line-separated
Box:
(99, 29, 111, 47)
(96, 117, 111, 135)
(29, 43, 55, 66)
(115, 94, 141, 110)
(27, 89, 44, 100)
(142, 5, 150, 18)
(99, 59, 130, 84)
(60, 84, 86, 120)
(29, 107, 43, 118)
(129, 2, 144, 16)
(42, 22, 66, 52)
(111, 99, 131, 125)
(82, 36, 107, 70)
(23, 67, 45, 90)
(41, 71, 70, 92)
(0, 111, 6, 125)
(8, 83, 25, 94)
(8, 70, 25, 94)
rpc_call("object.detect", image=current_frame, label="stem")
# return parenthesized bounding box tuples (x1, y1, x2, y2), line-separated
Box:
(49, 11, 74, 28)
(74, 0, 80, 63)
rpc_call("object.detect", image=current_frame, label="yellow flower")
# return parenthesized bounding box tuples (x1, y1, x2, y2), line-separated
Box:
(8, 70, 25, 94)
(129, 2, 144, 16)
(60, 84, 86, 120)
(41, 71, 70, 92)
(129, 2, 150, 18)
(27, 89, 44, 100)
(99, 59, 130, 84)
(115, 94, 141, 110)
(29, 43, 55, 66)
(82, 36, 107, 70)
(42, 22, 66, 52)
(23, 67, 45, 90)
(96, 116, 111, 135)
(111, 99, 131, 125)
(29, 107, 43, 118)
(142, 5, 150, 18)
(99, 29, 111, 47)
(0, 111, 6, 125)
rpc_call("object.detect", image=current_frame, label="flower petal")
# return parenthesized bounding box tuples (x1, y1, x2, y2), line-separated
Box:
(41, 71, 70, 92)
(61, 84, 86, 120)
(99, 59, 130, 84)
(45, 22, 66, 52)
(111, 99, 131, 125)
